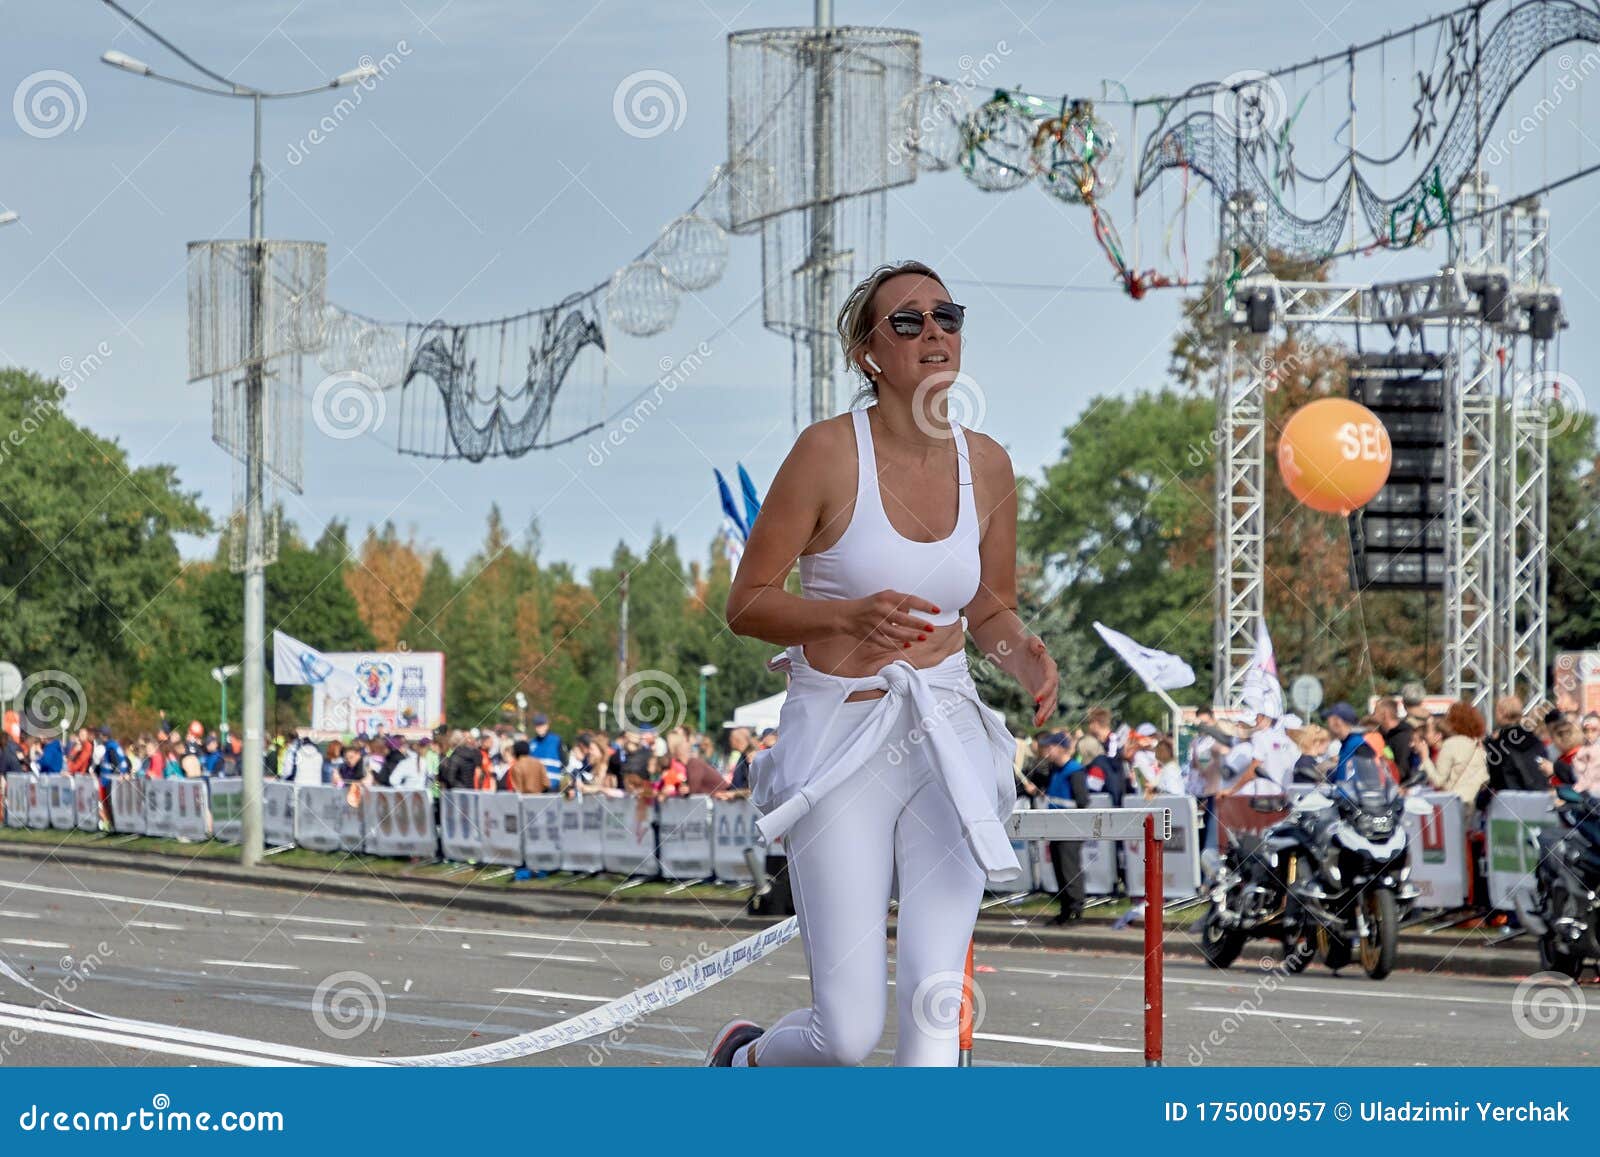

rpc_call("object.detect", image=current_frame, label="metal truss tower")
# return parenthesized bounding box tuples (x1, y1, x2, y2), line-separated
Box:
(1209, 181, 1562, 711)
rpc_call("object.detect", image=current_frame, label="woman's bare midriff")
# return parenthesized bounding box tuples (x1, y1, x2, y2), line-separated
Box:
(802, 620, 966, 702)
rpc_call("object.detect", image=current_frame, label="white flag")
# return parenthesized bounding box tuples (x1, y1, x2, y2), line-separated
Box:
(272, 630, 357, 697)
(1093, 622, 1196, 691)
(1239, 619, 1285, 718)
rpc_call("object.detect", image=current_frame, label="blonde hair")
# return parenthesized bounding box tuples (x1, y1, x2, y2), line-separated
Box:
(835, 260, 951, 403)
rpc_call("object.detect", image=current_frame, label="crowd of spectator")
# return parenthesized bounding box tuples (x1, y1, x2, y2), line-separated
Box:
(272, 713, 782, 803)
(1007, 684, 1600, 925)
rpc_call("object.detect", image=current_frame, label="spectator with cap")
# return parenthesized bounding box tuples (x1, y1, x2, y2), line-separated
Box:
(1320, 703, 1370, 783)
(1036, 731, 1088, 924)
(529, 713, 567, 793)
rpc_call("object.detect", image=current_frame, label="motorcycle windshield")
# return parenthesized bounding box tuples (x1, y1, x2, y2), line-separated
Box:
(1334, 756, 1397, 815)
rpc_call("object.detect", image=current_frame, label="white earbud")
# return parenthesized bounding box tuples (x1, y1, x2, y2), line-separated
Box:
(864, 353, 883, 374)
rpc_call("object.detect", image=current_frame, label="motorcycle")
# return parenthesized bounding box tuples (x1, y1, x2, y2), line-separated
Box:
(1515, 784, 1600, 981)
(1197, 756, 1432, 980)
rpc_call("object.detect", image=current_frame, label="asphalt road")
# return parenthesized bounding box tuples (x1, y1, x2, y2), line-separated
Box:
(0, 855, 1589, 1067)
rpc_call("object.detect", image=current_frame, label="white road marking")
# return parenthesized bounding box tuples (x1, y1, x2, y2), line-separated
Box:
(999, 965, 1532, 1009)
(1190, 1004, 1361, 1024)
(972, 1031, 1139, 1054)
(127, 920, 185, 931)
(201, 959, 301, 972)
(291, 934, 364, 945)
(0, 910, 40, 919)
(502, 951, 597, 963)
(0, 938, 69, 949)
(0, 878, 219, 915)
(493, 987, 611, 1002)
(228, 910, 367, 928)
(423, 926, 649, 948)
(0, 1000, 353, 1066)
(0, 1010, 285, 1067)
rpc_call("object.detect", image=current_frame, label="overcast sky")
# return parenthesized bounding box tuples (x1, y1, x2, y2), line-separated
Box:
(2, 0, 1594, 578)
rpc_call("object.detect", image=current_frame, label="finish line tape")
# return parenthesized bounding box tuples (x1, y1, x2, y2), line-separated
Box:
(0, 916, 801, 1067)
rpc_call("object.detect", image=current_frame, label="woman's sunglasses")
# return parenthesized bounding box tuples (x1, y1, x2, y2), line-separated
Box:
(881, 302, 966, 338)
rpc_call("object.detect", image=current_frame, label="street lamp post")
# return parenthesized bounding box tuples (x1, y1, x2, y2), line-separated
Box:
(101, 11, 374, 868)
(597, 701, 608, 732)
(697, 664, 718, 734)
(211, 664, 240, 745)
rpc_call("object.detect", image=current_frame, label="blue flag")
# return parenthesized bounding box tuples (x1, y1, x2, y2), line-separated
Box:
(715, 469, 748, 541)
(737, 462, 763, 532)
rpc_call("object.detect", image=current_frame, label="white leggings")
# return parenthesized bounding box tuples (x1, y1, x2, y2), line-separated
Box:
(752, 689, 988, 1067)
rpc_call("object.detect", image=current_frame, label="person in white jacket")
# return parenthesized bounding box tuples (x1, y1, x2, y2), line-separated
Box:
(711, 260, 1058, 1068)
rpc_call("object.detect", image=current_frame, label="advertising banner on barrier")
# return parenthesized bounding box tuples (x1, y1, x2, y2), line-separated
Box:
(47, 776, 75, 830)
(560, 795, 605, 873)
(295, 784, 348, 853)
(658, 796, 714, 880)
(144, 779, 176, 838)
(74, 776, 98, 832)
(25, 775, 49, 830)
(1486, 790, 1560, 910)
(110, 776, 145, 834)
(307, 649, 446, 737)
(363, 788, 435, 858)
(520, 795, 563, 871)
(1403, 791, 1468, 909)
(210, 778, 244, 844)
(172, 779, 209, 841)
(711, 798, 757, 883)
(1124, 795, 1202, 899)
(440, 789, 485, 863)
(481, 792, 523, 866)
(264, 780, 296, 846)
(4, 774, 27, 828)
(601, 794, 657, 877)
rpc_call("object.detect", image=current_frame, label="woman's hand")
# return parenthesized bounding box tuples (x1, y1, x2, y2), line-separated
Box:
(842, 589, 940, 651)
(1018, 634, 1059, 728)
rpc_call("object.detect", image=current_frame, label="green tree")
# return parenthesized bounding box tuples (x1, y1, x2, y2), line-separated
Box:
(0, 366, 208, 732)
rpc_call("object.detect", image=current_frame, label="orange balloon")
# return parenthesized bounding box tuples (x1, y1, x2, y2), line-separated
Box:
(1276, 398, 1392, 514)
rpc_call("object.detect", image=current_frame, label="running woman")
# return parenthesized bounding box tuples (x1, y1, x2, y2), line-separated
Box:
(711, 260, 1059, 1067)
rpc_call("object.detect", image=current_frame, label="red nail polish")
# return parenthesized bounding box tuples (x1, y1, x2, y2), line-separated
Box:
(931, 606, 940, 613)
(902, 642, 910, 649)
(918, 634, 926, 641)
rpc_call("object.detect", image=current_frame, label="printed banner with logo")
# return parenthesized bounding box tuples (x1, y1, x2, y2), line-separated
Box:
(1486, 790, 1559, 910)
(1123, 794, 1201, 899)
(209, 778, 244, 843)
(657, 796, 714, 880)
(363, 787, 435, 858)
(600, 794, 657, 877)
(264, 779, 297, 845)
(309, 650, 445, 737)
(711, 798, 758, 883)
(519, 794, 563, 870)
(1402, 790, 1468, 909)
(440, 789, 485, 862)
(560, 794, 605, 872)
(4, 774, 28, 828)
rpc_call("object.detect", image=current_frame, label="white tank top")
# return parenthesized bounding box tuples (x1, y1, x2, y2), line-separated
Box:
(797, 406, 981, 628)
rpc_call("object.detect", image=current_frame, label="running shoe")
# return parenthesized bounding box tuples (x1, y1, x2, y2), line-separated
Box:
(704, 1018, 764, 1066)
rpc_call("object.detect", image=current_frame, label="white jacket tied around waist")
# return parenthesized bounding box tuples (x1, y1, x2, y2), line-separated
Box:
(749, 643, 1023, 885)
